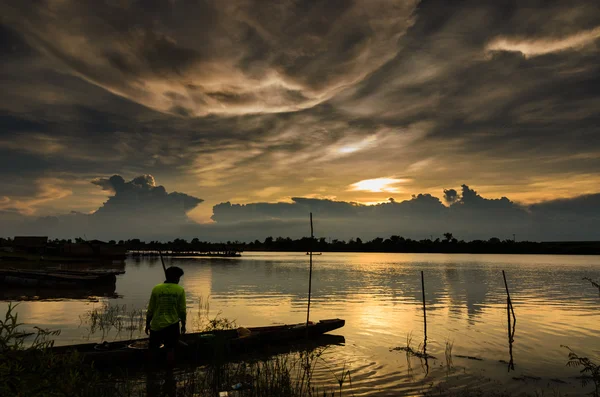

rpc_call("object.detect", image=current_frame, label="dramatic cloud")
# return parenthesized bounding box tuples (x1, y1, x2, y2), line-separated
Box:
(487, 26, 600, 57)
(1, 0, 418, 116)
(2, 183, 599, 242)
(90, 174, 202, 219)
(443, 189, 459, 205)
(0, 175, 203, 239)
(1, 1, 600, 239)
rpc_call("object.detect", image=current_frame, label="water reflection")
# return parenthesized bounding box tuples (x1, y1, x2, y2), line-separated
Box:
(1, 252, 599, 396)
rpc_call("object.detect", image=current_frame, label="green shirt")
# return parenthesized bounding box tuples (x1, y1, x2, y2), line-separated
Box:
(147, 282, 186, 331)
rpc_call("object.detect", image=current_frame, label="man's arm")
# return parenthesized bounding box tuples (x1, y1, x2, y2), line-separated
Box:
(145, 289, 156, 334)
(179, 289, 187, 333)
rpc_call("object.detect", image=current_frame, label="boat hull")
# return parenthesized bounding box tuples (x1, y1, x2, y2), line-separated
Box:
(50, 319, 345, 370)
(0, 269, 120, 288)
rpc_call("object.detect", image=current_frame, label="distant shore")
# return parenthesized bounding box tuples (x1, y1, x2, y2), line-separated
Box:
(3, 236, 600, 258)
(90, 237, 600, 256)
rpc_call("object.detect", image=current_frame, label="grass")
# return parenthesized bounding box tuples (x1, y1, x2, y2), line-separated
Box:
(583, 277, 600, 296)
(79, 303, 145, 341)
(562, 345, 600, 397)
(390, 332, 437, 360)
(2, 302, 349, 397)
(445, 338, 454, 370)
(80, 297, 237, 342)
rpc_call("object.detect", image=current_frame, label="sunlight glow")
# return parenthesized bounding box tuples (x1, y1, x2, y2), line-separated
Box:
(349, 178, 408, 193)
(334, 135, 378, 156)
(338, 146, 359, 154)
(487, 27, 600, 57)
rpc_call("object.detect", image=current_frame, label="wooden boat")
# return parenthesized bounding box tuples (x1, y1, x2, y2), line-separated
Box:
(0, 269, 124, 288)
(50, 318, 345, 370)
(306, 252, 322, 255)
(0, 284, 119, 301)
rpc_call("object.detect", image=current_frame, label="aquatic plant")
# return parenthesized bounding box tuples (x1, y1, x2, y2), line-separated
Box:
(80, 303, 145, 341)
(191, 295, 237, 332)
(0, 303, 98, 397)
(445, 338, 454, 370)
(563, 345, 600, 397)
(0, 303, 60, 351)
(583, 277, 600, 296)
(390, 331, 436, 360)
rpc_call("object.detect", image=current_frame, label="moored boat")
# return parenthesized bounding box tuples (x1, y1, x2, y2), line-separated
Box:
(0, 269, 124, 288)
(49, 318, 345, 369)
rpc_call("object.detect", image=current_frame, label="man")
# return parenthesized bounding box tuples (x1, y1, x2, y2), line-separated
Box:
(145, 266, 187, 366)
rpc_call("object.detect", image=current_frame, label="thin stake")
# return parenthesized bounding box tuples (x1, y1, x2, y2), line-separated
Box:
(502, 270, 516, 324)
(507, 297, 515, 371)
(421, 271, 427, 344)
(159, 250, 168, 279)
(306, 213, 314, 335)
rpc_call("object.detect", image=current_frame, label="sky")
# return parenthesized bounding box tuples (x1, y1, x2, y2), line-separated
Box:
(1, 0, 599, 242)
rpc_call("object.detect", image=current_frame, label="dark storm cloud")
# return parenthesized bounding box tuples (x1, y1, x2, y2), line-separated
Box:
(212, 194, 446, 224)
(0, 174, 204, 239)
(3, 183, 599, 242)
(1, 0, 418, 116)
(443, 189, 459, 205)
(208, 185, 599, 242)
(91, 174, 203, 216)
(1, 1, 600, 241)
(334, 0, 600, 152)
(530, 194, 600, 218)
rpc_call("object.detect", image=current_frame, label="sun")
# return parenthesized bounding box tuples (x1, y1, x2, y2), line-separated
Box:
(349, 178, 409, 193)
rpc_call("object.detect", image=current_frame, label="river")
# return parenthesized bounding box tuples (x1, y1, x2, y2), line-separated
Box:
(2, 252, 600, 396)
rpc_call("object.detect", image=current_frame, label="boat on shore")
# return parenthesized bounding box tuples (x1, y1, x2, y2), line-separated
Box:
(0, 284, 120, 301)
(49, 318, 345, 370)
(0, 236, 127, 264)
(0, 269, 124, 289)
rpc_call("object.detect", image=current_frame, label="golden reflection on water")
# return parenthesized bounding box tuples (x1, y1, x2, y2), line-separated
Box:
(1, 252, 599, 396)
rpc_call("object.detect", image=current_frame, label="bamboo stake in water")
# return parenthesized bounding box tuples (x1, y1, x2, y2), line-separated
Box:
(306, 213, 314, 334)
(507, 296, 515, 371)
(159, 250, 168, 279)
(502, 270, 516, 325)
(421, 271, 427, 345)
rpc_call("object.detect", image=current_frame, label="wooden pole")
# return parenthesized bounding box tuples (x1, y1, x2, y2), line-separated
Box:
(507, 297, 511, 370)
(421, 271, 427, 344)
(502, 270, 516, 324)
(159, 250, 168, 279)
(306, 213, 314, 334)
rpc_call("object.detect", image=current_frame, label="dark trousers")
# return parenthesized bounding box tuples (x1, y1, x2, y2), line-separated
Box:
(149, 322, 180, 349)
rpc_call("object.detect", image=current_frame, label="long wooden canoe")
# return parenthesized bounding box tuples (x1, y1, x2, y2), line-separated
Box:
(50, 318, 345, 369)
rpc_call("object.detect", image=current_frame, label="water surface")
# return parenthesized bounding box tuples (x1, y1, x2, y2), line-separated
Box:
(3, 252, 600, 396)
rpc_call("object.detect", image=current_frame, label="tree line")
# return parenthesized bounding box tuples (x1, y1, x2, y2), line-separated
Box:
(8, 234, 593, 255)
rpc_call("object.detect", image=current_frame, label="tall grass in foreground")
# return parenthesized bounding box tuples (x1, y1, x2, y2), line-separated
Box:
(2, 303, 347, 397)
(1, 303, 99, 397)
(80, 297, 236, 342)
(563, 346, 600, 397)
(96, 349, 341, 397)
(80, 303, 145, 340)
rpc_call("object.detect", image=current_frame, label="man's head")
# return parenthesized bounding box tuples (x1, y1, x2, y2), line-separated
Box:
(165, 266, 184, 284)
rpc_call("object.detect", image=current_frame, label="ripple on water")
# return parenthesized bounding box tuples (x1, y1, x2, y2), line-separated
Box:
(3, 252, 600, 396)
